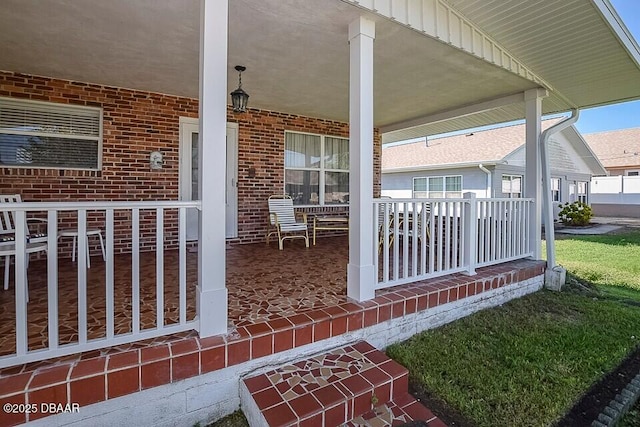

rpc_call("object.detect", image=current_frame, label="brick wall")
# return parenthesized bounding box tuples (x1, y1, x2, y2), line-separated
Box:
(0, 71, 382, 248)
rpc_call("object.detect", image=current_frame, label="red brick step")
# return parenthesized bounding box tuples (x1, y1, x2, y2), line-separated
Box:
(240, 340, 446, 426)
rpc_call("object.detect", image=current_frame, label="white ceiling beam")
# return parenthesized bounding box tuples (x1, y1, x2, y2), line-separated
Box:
(380, 90, 547, 134)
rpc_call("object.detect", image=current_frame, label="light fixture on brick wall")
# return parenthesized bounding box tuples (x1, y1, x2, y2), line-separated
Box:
(230, 65, 249, 113)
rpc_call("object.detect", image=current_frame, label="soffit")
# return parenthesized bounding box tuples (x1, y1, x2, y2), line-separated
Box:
(0, 0, 538, 129)
(446, 0, 640, 109)
(0, 0, 638, 138)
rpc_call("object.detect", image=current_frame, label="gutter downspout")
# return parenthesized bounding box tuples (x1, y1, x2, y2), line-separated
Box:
(479, 164, 492, 198)
(541, 109, 579, 268)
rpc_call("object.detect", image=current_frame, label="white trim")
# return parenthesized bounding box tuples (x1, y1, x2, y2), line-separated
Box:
(226, 122, 239, 239)
(412, 175, 463, 198)
(501, 173, 523, 198)
(284, 130, 350, 207)
(179, 118, 239, 239)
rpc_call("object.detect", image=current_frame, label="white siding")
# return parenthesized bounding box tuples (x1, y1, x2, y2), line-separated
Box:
(382, 167, 491, 198)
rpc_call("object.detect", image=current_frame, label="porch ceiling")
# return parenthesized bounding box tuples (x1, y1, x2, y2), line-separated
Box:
(1, 0, 639, 139)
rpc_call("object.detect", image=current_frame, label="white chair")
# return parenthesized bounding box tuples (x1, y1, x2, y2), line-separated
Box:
(0, 241, 48, 302)
(0, 194, 48, 245)
(266, 195, 309, 250)
(58, 228, 106, 268)
(0, 195, 49, 300)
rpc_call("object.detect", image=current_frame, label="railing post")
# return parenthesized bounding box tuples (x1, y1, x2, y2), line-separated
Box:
(463, 192, 477, 276)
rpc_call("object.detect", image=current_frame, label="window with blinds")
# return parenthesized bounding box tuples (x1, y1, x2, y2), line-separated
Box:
(0, 97, 102, 170)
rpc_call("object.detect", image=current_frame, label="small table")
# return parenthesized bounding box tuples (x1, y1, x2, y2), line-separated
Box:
(313, 216, 349, 245)
(57, 228, 106, 268)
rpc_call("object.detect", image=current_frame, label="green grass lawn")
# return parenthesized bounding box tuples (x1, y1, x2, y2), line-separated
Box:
(386, 231, 640, 427)
(552, 231, 640, 292)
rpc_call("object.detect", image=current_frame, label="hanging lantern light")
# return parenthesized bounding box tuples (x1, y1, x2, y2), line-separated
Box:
(230, 65, 249, 113)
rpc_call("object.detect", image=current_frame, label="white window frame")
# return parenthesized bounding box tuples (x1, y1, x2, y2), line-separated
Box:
(0, 97, 103, 171)
(412, 175, 463, 198)
(626, 170, 640, 177)
(576, 181, 588, 203)
(551, 177, 561, 202)
(501, 174, 523, 198)
(284, 130, 349, 206)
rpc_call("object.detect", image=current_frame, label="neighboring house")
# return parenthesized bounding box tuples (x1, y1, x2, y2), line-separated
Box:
(584, 128, 640, 176)
(0, 1, 639, 426)
(382, 121, 606, 219)
(584, 128, 640, 217)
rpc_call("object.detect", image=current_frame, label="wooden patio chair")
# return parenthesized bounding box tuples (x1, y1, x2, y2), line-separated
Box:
(266, 195, 309, 250)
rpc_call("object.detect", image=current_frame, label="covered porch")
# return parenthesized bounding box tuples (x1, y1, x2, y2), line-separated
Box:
(2, 0, 640, 424)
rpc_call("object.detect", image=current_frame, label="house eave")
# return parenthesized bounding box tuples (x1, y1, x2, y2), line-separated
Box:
(382, 161, 502, 174)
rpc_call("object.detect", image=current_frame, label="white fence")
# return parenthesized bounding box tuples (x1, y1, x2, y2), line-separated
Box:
(374, 196, 533, 289)
(0, 201, 200, 368)
(591, 176, 640, 205)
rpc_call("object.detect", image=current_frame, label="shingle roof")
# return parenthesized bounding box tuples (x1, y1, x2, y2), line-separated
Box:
(583, 128, 640, 169)
(382, 119, 560, 170)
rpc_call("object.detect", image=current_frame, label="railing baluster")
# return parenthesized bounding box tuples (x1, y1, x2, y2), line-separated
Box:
(501, 201, 508, 260)
(444, 201, 451, 270)
(77, 209, 88, 344)
(156, 208, 164, 330)
(14, 210, 27, 356)
(453, 201, 459, 269)
(420, 202, 427, 276)
(437, 201, 443, 272)
(179, 207, 187, 324)
(477, 201, 483, 264)
(429, 204, 435, 275)
(491, 201, 497, 262)
(383, 202, 390, 283)
(484, 201, 491, 263)
(132, 208, 140, 334)
(106, 209, 115, 339)
(373, 203, 380, 283)
(411, 202, 418, 278)
(509, 199, 515, 257)
(47, 210, 59, 350)
(402, 202, 409, 279)
(393, 202, 399, 281)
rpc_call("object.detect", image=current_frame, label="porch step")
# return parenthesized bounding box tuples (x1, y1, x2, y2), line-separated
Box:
(240, 341, 444, 426)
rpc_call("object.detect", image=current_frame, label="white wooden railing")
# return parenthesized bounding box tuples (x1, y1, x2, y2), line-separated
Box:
(0, 201, 200, 368)
(374, 194, 534, 289)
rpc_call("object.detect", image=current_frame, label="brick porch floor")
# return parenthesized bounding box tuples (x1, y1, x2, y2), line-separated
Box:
(0, 235, 546, 426)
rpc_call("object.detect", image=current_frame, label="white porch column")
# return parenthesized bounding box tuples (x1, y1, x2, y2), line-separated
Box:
(197, 0, 228, 337)
(347, 17, 376, 302)
(524, 88, 546, 260)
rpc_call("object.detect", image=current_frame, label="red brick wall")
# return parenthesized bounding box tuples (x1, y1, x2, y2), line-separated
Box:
(0, 71, 382, 248)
